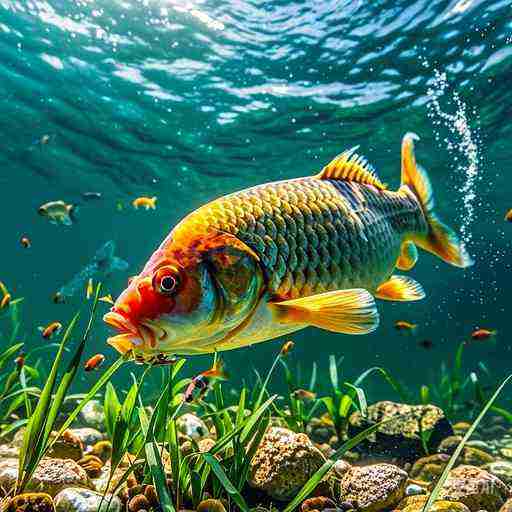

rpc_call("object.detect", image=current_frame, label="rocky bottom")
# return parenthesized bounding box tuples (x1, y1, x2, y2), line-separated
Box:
(1, 400, 512, 512)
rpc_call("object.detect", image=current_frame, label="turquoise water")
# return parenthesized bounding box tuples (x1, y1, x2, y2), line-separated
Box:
(1, 0, 511, 399)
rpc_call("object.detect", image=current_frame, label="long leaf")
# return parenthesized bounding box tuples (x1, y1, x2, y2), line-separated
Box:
(202, 453, 249, 512)
(422, 374, 512, 512)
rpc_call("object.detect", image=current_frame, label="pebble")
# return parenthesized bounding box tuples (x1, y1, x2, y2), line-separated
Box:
(54, 487, 121, 512)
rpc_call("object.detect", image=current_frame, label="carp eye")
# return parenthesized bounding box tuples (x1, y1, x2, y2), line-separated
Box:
(153, 266, 180, 296)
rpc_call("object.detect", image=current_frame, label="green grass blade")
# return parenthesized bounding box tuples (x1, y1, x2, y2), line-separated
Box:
(422, 373, 512, 512)
(104, 382, 121, 439)
(146, 440, 175, 512)
(202, 452, 249, 512)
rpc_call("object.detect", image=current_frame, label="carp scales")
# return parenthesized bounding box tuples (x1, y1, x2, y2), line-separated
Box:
(104, 133, 472, 362)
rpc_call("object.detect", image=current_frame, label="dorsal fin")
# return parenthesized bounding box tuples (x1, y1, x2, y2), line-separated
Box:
(316, 147, 386, 190)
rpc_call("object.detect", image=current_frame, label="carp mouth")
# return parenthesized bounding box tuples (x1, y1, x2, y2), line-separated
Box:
(103, 310, 162, 354)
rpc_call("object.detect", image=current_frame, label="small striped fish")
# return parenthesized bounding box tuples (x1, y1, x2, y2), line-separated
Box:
(104, 133, 472, 361)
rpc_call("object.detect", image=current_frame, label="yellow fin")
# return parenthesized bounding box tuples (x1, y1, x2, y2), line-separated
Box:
(107, 334, 135, 355)
(316, 147, 386, 190)
(271, 288, 379, 335)
(400, 133, 473, 268)
(376, 275, 425, 302)
(396, 241, 418, 271)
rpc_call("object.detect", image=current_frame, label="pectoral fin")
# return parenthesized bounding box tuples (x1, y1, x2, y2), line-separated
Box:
(376, 275, 425, 301)
(270, 289, 379, 335)
(396, 241, 418, 271)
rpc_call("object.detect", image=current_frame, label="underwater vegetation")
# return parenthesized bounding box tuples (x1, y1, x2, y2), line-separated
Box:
(0, 291, 511, 512)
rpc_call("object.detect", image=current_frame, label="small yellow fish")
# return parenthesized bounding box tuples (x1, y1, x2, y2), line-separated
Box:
(505, 209, 512, 222)
(38, 200, 76, 226)
(86, 278, 93, 300)
(394, 320, 417, 332)
(132, 196, 157, 210)
(280, 340, 295, 357)
(99, 294, 114, 305)
(0, 281, 11, 310)
(104, 134, 472, 361)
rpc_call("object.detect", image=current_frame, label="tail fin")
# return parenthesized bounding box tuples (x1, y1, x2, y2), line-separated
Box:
(400, 133, 473, 268)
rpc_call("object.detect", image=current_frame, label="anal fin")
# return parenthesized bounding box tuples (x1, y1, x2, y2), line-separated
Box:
(376, 275, 425, 302)
(396, 241, 418, 271)
(270, 289, 379, 335)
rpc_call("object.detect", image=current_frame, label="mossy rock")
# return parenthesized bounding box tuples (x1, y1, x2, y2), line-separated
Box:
(348, 401, 453, 461)
(4, 493, 55, 512)
(396, 495, 470, 512)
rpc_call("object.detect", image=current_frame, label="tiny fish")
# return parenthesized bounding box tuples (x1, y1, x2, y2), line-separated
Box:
(84, 354, 105, 372)
(15, 353, 25, 369)
(116, 201, 124, 211)
(104, 134, 472, 360)
(53, 291, 65, 304)
(280, 340, 295, 357)
(0, 293, 11, 309)
(20, 236, 31, 248)
(38, 200, 76, 226)
(132, 196, 157, 210)
(292, 389, 317, 401)
(40, 134, 51, 145)
(184, 359, 228, 402)
(40, 321, 62, 339)
(471, 328, 496, 341)
(505, 209, 512, 222)
(86, 278, 94, 300)
(82, 192, 102, 200)
(418, 339, 434, 350)
(394, 320, 417, 332)
(99, 294, 114, 305)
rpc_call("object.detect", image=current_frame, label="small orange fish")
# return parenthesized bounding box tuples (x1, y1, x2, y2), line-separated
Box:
(84, 354, 105, 372)
(98, 294, 114, 305)
(202, 359, 228, 380)
(292, 389, 317, 401)
(40, 321, 62, 339)
(132, 196, 157, 210)
(505, 209, 512, 222)
(280, 340, 295, 357)
(86, 278, 93, 300)
(471, 328, 496, 341)
(394, 320, 417, 332)
(20, 236, 31, 248)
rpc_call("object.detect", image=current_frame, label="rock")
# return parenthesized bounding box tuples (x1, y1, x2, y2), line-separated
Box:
(300, 496, 336, 512)
(0, 444, 19, 458)
(54, 487, 121, 512)
(500, 448, 512, 460)
(501, 498, 512, 512)
(348, 401, 453, 461)
(453, 423, 472, 436)
(127, 494, 151, 512)
(79, 400, 104, 430)
(438, 465, 510, 512)
(397, 496, 471, 512)
(89, 440, 112, 463)
(337, 463, 408, 512)
(333, 460, 352, 479)
(462, 447, 494, 466)
(5, 493, 55, 512)
(410, 454, 451, 483)
(483, 461, 512, 486)
(197, 438, 216, 453)
(197, 499, 227, 512)
(176, 413, 209, 441)
(249, 427, 325, 501)
(307, 417, 337, 444)
(68, 428, 105, 447)
(466, 440, 494, 454)
(0, 458, 92, 497)
(405, 483, 427, 496)
(47, 431, 83, 461)
(439, 436, 464, 455)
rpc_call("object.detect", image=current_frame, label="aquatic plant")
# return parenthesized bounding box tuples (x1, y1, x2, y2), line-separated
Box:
(423, 372, 512, 512)
(14, 284, 125, 495)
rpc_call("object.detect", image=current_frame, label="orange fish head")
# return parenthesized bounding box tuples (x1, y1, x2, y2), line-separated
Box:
(103, 232, 264, 361)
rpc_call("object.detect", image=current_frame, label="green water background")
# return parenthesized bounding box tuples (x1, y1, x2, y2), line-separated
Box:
(0, 0, 511, 403)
